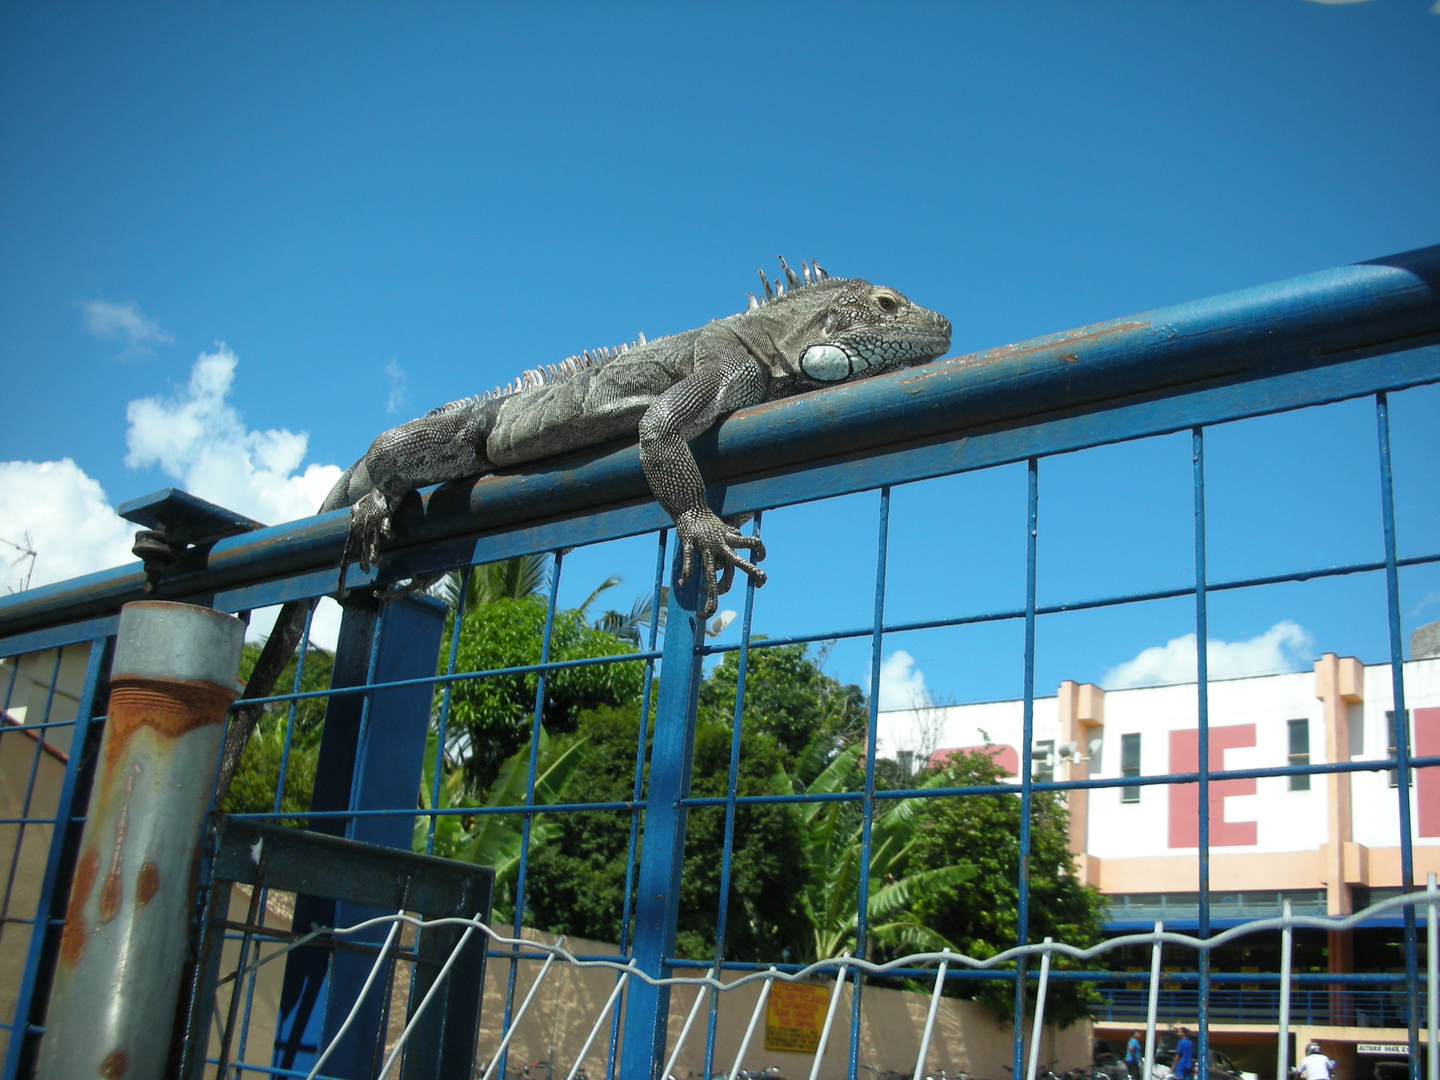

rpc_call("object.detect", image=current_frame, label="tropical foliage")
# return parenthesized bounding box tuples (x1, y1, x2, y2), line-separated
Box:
(440, 594, 645, 791)
(520, 702, 812, 962)
(413, 728, 587, 919)
(796, 744, 977, 961)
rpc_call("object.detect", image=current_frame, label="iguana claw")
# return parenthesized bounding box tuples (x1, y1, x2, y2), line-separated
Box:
(337, 490, 394, 597)
(674, 507, 766, 619)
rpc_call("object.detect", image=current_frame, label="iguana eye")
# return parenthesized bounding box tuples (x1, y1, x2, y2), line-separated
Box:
(875, 292, 898, 313)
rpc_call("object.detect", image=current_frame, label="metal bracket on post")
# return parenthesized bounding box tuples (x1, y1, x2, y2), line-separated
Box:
(619, 556, 706, 1080)
(270, 589, 447, 1078)
(118, 488, 265, 593)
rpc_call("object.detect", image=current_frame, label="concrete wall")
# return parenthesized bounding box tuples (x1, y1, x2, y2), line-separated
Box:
(213, 911, 1090, 1078)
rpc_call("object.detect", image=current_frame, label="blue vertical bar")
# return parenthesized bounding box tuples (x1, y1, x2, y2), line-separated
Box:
(273, 603, 317, 819)
(1013, 458, 1039, 1079)
(620, 546, 706, 1080)
(607, 530, 668, 1080)
(497, 551, 563, 1080)
(1376, 392, 1420, 1072)
(271, 592, 446, 1077)
(704, 514, 761, 1080)
(847, 489, 891, 1080)
(1193, 427, 1211, 1077)
(237, 601, 318, 1069)
(3, 635, 112, 1080)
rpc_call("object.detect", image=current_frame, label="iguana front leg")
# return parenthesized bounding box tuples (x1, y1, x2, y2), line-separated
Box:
(638, 335, 769, 619)
(337, 400, 496, 592)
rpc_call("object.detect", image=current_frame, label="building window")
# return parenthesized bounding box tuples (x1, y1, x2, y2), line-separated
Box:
(1288, 719, 1310, 791)
(1387, 710, 1411, 788)
(1034, 740, 1054, 785)
(1121, 733, 1141, 803)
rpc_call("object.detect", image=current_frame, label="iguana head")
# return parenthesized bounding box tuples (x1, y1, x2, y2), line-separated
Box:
(745, 257, 952, 385)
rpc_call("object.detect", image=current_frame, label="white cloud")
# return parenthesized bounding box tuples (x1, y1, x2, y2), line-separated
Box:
(1, 347, 347, 649)
(1103, 620, 1316, 689)
(125, 344, 343, 526)
(0, 459, 140, 592)
(879, 649, 931, 710)
(245, 598, 343, 653)
(80, 299, 174, 359)
(385, 359, 408, 415)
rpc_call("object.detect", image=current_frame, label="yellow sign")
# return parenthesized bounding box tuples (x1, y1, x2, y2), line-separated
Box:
(766, 982, 830, 1053)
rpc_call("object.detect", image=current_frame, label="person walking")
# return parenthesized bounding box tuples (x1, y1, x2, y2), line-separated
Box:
(1173, 1030, 1195, 1080)
(1125, 1032, 1143, 1078)
(1298, 1042, 1335, 1080)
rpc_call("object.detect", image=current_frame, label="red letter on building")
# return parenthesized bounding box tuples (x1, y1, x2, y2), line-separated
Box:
(1414, 708, 1440, 838)
(1168, 725, 1258, 849)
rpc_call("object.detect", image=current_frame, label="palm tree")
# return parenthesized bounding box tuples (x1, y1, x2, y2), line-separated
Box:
(440, 555, 675, 645)
(436, 553, 551, 610)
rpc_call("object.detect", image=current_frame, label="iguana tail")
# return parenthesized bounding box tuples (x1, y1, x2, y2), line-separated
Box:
(214, 462, 371, 806)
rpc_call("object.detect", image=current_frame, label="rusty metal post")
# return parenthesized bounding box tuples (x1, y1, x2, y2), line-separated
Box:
(37, 600, 244, 1080)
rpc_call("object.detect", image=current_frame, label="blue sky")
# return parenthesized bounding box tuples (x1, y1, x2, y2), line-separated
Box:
(2, 1, 1437, 706)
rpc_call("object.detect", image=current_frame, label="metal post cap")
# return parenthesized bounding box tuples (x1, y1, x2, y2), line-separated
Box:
(111, 600, 245, 691)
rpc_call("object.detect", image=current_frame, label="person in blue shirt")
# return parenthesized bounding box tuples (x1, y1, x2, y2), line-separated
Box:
(1126, 1032, 1143, 1077)
(1173, 1029, 1196, 1080)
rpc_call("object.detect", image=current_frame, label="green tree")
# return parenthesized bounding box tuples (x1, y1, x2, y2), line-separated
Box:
(698, 643, 868, 768)
(906, 748, 1105, 1026)
(442, 595, 645, 791)
(520, 702, 811, 963)
(223, 642, 333, 818)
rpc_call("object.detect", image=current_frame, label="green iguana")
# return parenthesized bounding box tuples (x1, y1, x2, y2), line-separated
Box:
(221, 258, 950, 797)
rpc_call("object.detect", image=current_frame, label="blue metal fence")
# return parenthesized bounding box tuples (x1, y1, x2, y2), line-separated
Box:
(1, 245, 1438, 1080)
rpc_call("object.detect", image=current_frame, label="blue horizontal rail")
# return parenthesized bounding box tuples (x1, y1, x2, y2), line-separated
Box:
(1, 245, 1436, 641)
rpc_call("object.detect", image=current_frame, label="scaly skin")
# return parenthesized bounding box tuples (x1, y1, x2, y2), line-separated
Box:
(218, 259, 950, 801)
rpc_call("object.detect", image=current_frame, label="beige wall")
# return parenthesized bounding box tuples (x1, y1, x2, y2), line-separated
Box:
(0, 722, 68, 1065)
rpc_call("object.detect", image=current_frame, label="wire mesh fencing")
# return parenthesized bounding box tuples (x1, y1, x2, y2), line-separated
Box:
(0, 245, 1438, 1079)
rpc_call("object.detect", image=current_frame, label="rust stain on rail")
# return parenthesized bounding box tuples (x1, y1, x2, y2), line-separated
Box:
(899, 319, 1153, 385)
(98, 766, 137, 924)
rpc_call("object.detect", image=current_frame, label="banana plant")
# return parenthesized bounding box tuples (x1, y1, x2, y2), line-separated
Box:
(797, 744, 977, 961)
(414, 727, 587, 879)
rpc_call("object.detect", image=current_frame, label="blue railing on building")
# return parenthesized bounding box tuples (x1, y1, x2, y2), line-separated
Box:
(1, 244, 1438, 1080)
(1093, 987, 1420, 1030)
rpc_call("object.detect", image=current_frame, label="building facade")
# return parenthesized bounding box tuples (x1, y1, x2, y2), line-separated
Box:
(876, 647, 1440, 1077)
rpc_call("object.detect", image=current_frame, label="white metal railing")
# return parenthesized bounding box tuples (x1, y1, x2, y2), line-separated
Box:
(224, 876, 1440, 1080)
